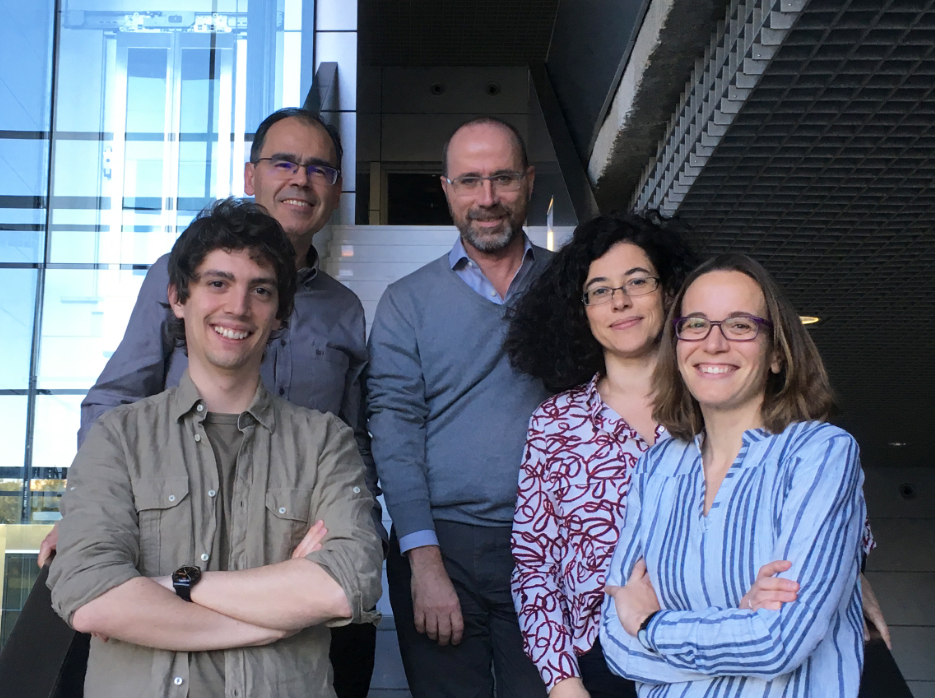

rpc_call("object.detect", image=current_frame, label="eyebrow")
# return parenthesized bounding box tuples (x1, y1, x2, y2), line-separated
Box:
(199, 270, 277, 287)
(583, 267, 654, 289)
(452, 168, 521, 179)
(267, 152, 336, 168)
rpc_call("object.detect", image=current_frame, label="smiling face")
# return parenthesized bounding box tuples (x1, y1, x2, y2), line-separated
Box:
(676, 270, 780, 419)
(584, 242, 665, 361)
(244, 117, 342, 253)
(440, 122, 534, 253)
(170, 248, 282, 380)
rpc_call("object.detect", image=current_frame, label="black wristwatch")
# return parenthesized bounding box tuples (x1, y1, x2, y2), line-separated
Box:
(637, 610, 660, 652)
(172, 565, 202, 602)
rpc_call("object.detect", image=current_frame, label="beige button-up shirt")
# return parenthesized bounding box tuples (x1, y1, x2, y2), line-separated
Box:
(48, 372, 383, 698)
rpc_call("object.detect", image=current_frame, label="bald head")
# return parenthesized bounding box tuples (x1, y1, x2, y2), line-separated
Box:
(442, 117, 528, 177)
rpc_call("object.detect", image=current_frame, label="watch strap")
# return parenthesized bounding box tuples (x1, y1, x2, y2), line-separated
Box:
(637, 610, 660, 651)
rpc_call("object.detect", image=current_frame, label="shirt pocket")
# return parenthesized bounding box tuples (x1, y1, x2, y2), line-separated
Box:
(133, 476, 190, 576)
(291, 344, 351, 414)
(266, 488, 314, 555)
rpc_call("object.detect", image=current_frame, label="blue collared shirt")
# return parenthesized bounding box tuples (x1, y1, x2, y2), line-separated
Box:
(397, 233, 538, 554)
(447, 233, 537, 304)
(600, 421, 866, 697)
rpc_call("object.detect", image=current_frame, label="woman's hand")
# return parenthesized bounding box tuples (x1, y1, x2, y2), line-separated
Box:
(861, 573, 891, 649)
(549, 677, 591, 698)
(605, 558, 661, 637)
(739, 560, 799, 611)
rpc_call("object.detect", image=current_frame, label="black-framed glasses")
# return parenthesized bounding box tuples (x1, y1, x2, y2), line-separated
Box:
(253, 157, 340, 185)
(444, 172, 526, 195)
(582, 277, 660, 306)
(674, 314, 773, 342)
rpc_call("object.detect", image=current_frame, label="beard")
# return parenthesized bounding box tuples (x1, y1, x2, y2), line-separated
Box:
(453, 202, 526, 252)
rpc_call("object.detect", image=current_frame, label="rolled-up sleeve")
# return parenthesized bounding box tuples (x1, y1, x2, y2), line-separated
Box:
(48, 419, 142, 625)
(304, 415, 384, 626)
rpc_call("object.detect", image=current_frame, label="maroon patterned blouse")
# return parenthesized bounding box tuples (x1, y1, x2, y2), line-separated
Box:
(510, 376, 663, 690)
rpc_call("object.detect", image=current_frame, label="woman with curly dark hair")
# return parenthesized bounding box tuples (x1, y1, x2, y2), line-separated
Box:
(506, 214, 812, 698)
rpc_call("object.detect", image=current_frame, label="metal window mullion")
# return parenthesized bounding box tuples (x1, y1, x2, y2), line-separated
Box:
(22, 0, 63, 524)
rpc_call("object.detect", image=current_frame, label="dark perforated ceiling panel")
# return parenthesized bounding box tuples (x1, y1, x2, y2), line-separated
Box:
(672, 0, 935, 466)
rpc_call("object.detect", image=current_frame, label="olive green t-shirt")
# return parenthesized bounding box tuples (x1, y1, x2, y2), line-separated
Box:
(190, 412, 243, 695)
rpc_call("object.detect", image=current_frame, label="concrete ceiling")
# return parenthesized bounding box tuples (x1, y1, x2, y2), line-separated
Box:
(620, 0, 935, 468)
(358, 0, 560, 66)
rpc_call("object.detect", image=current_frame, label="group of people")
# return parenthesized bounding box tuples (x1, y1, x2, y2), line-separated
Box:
(39, 107, 888, 698)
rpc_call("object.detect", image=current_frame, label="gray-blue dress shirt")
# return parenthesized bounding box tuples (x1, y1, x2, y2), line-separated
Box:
(79, 247, 383, 535)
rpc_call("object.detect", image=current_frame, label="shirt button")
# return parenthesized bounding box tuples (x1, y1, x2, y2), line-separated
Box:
(278, 507, 286, 514)
(279, 387, 285, 396)
(353, 486, 360, 494)
(173, 677, 183, 685)
(168, 495, 176, 502)
(208, 490, 216, 498)
(280, 339, 286, 346)
(489, 290, 497, 297)
(196, 404, 204, 412)
(194, 434, 201, 442)
(201, 553, 210, 561)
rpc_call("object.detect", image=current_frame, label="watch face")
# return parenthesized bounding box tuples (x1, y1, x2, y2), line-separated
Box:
(173, 565, 202, 584)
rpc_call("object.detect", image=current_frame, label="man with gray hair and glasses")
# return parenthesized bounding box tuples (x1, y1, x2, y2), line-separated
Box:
(368, 116, 551, 697)
(40, 107, 383, 698)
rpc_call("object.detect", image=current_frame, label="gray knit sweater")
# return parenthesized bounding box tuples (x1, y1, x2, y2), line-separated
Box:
(367, 249, 552, 539)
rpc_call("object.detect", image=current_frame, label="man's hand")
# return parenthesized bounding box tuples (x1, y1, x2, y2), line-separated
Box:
(862, 573, 891, 649)
(407, 545, 463, 646)
(292, 520, 328, 559)
(38, 522, 60, 568)
(550, 677, 591, 698)
(739, 560, 799, 611)
(605, 558, 661, 637)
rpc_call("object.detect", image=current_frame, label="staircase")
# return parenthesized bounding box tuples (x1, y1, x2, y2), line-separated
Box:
(321, 225, 575, 333)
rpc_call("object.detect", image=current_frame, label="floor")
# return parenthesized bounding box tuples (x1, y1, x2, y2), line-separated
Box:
(368, 617, 412, 697)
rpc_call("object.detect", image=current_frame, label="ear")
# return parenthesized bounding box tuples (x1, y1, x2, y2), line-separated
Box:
(439, 174, 451, 199)
(328, 173, 344, 209)
(168, 283, 185, 319)
(244, 162, 256, 196)
(525, 164, 536, 196)
(770, 350, 783, 375)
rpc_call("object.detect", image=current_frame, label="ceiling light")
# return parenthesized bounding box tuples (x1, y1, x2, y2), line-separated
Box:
(799, 316, 820, 325)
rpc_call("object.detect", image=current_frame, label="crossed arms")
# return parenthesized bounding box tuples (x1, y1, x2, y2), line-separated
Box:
(50, 414, 382, 653)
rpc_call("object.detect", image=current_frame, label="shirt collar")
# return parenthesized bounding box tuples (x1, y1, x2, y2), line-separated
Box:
(298, 245, 320, 288)
(171, 370, 276, 432)
(448, 233, 535, 271)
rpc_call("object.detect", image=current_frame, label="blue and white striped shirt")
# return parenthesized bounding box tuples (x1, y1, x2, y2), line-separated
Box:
(600, 421, 865, 697)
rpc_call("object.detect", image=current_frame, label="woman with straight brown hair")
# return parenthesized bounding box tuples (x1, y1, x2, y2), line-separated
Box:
(600, 253, 868, 697)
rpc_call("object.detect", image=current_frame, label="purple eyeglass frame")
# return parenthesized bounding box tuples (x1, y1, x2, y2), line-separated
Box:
(673, 314, 773, 342)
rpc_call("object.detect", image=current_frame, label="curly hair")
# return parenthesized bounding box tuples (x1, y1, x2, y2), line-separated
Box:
(504, 211, 698, 393)
(167, 197, 297, 349)
(652, 253, 836, 441)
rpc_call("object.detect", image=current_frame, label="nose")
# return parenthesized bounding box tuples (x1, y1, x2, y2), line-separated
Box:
(288, 163, 310, 186)
(702, 323, 730, 352)
(610, 288, 632, 311)
(226, 287, 251, 317)
(475, 178, 496, 207)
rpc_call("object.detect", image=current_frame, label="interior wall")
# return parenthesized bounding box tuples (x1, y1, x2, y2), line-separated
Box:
(864, 467, 935, 697)
(358, 66, 569, 226)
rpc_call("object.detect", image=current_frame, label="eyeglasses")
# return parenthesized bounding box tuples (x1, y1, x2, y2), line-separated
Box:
(582, 277, 660, 306)
(674, 314, 773, 342)
(443, 172, 525, 195)
(253, 157, 340, 185)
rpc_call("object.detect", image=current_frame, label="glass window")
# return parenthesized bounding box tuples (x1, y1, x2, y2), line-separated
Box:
(0, 269, 38, 391)
(32, 395, 82, 474)
(37, 269, 146, 391)
(0, 397, 28, 476)
(0, 3, 54, 264)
